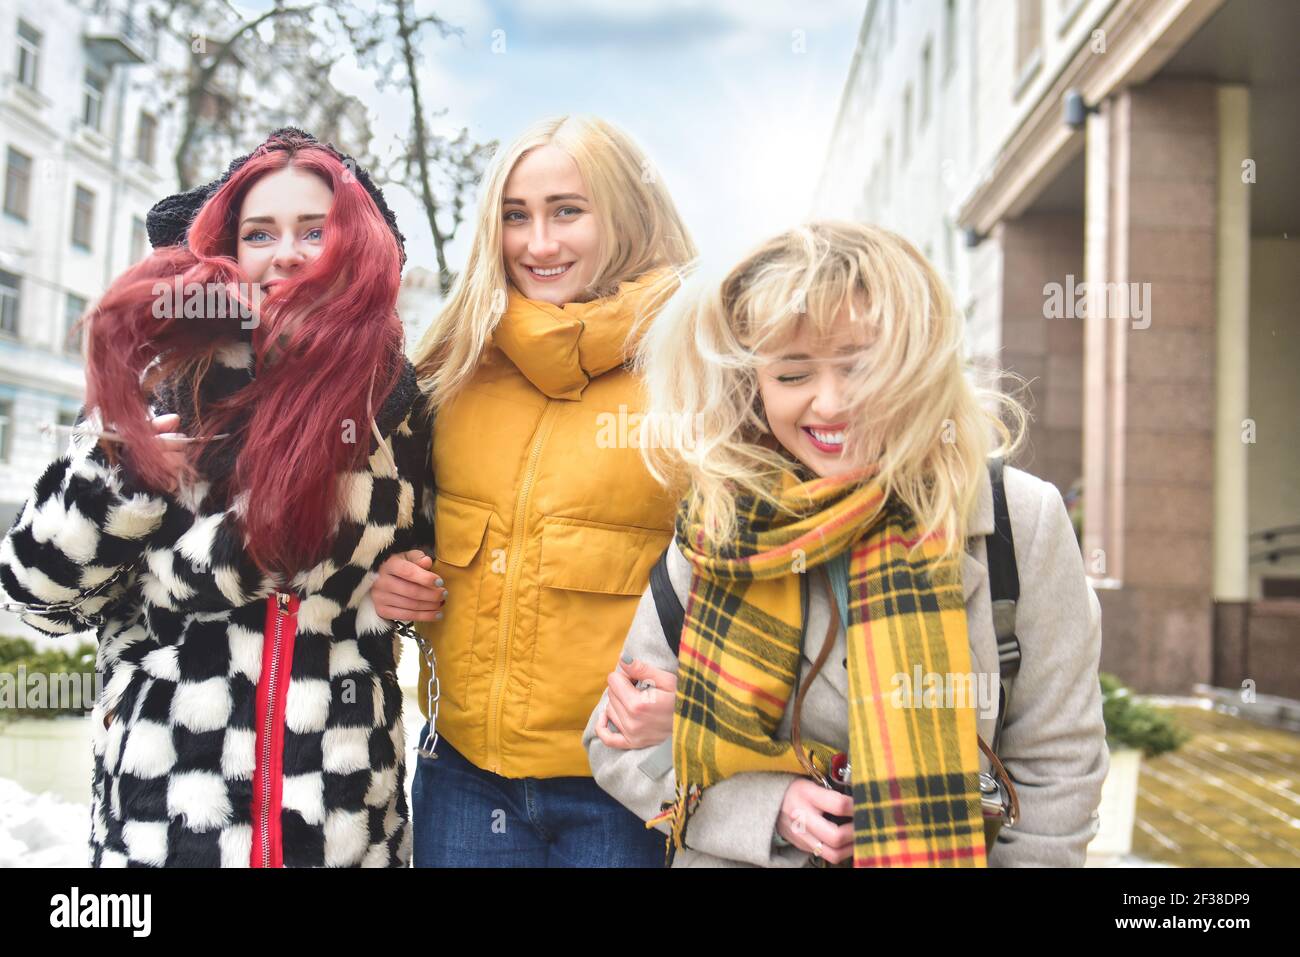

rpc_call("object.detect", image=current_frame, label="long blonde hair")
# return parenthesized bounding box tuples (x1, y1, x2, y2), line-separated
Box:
(637, 221, 1027, 563)
(413, 115, 697, 411)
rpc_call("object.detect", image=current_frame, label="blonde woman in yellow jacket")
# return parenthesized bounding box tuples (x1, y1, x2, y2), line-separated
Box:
(370, 116, 695, 866)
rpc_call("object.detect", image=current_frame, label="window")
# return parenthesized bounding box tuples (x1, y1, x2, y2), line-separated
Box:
(71, 185, 95, 250)
(136, 112, 157, 166)
(130, 216, 147, 263)
(83, 70, 106, 132)
(943, 0, 957, 79)
(901, 85, 913, 161)
(4, 148, 32, 221)
(0, 271, 20, 336)
(1016, 0, 1043, 82)
(16, 20, 41, 90)
(64, 293, 87, 353)
(54, 408, 78, 453)
(0, 399, 13, 463)
(920, 40, 932, 128)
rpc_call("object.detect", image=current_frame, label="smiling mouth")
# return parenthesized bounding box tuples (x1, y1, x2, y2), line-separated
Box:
(524, 263, 573, 280)
(802, 425, 846, 453)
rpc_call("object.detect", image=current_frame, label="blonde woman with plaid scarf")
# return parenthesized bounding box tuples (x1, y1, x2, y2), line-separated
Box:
(583, 221, 1109, 867)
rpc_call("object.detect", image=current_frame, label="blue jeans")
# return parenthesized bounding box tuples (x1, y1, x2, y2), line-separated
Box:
(410, 723, 666, 868)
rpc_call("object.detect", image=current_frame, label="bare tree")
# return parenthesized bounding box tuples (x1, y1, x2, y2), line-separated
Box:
(147, 0, 325, 188)
(331, 0, 495, 295)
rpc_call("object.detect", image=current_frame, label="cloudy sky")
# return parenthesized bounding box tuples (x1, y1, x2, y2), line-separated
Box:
(241, 0, 866, 277)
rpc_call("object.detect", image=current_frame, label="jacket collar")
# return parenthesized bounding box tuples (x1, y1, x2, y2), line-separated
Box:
(492, 270, 677, 400)
(968, 461, 995, 538)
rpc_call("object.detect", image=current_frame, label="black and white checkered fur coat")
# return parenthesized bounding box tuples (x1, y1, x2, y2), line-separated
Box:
(0, 340, 434, 867)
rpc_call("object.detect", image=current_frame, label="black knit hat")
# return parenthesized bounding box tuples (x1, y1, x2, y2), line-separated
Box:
(145, 127, 407, 268)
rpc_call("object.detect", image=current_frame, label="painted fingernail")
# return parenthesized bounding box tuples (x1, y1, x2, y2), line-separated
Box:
(441, 590, 448, 600)
(621, 654, 633, 665)
(434, 612, 443, 621)
(434, 578, 443, 587)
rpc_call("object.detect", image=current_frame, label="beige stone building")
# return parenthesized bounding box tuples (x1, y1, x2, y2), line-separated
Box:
(816, 0, 1298, 697)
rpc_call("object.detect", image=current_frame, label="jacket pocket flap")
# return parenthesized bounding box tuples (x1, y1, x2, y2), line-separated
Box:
(433, 497, 492, 567)
(539, 521, 669, 596)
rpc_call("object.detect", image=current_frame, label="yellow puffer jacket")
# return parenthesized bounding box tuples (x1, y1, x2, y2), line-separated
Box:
(416, 272, 679, 778)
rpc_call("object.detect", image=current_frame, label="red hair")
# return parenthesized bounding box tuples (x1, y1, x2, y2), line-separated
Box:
(84, 133, 404, 577)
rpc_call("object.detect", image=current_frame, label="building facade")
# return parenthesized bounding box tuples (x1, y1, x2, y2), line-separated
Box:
(816, 0, 1299, 696)
(0, 0, 383, 642)
(0, 0, 179, 529)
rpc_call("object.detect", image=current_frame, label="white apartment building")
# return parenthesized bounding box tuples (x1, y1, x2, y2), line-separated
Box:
(816, 0, 1300, 698)
(0, 1, 378, 528)
(0, 1, 384, 648)
(0, 0, 180, 529)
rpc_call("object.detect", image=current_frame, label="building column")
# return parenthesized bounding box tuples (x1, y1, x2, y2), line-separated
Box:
(1214, 85, 1251, 603)
(999, 212, 1086, 496)
(1083, 78, 1219, 693)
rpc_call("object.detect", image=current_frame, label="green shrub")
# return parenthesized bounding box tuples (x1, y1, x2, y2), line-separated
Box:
(1100, 672, 1189, 758)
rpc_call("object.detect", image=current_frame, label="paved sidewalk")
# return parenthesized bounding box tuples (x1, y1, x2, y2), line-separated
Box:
(1129, 700, 1300, 867)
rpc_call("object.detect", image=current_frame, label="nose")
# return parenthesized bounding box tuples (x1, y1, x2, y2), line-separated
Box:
(271, 232, 308, 272)
(527, 219, 560, 262)
(809, 368, 846, 423)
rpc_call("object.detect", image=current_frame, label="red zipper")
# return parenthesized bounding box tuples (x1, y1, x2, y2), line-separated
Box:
(251, 590, 299, 868)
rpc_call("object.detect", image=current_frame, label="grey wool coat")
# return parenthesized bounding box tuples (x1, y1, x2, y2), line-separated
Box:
(583, 464, 1109, 867)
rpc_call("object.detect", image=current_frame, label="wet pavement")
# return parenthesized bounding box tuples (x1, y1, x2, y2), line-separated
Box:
(1125, 700, 1300, 867)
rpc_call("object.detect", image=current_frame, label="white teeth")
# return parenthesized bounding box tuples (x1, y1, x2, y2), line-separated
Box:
(809, 429, 844, 445)
(529, 264, 570, 277)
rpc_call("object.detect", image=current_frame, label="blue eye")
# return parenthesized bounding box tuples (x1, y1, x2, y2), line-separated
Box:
(305, 227, 324, 241)
(503, 210, 526, 223)
(243, 230, 271, 243)
(556, 206, 583, 218)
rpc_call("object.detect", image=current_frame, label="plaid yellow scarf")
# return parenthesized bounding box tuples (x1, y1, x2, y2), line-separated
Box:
(648, 468, 987, 867)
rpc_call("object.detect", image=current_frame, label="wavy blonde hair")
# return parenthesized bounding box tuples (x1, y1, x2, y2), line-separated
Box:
(413, 115, 697, 411)
(637, 221, 1028, 564)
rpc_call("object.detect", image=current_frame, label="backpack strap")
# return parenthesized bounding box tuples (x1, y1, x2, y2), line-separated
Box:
(650, 545, 686, 657)
(985, 456, 1022, 756)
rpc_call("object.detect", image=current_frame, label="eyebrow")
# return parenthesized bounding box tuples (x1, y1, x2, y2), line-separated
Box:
(775, 346, 864, 360)
(238, 213, 328, 227)
(502, 193, 589, 206)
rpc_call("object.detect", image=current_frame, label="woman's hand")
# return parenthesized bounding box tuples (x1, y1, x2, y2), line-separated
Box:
(372, 549, 446, 622)
(593, 657, 676, 750)
(151, 413, 190, 494)
(777, 779, 854, 863)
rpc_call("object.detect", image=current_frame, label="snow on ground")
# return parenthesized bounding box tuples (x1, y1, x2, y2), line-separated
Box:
(0, 777, 90, 868)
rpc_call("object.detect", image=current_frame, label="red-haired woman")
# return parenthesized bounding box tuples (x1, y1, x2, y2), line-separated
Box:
(0, 128, 440, 867)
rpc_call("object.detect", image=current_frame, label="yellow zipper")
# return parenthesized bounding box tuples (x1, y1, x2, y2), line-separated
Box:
(486, 401, 559, 773)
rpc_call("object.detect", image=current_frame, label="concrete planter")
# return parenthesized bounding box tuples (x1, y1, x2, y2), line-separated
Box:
(0, 716, 93, 804)
(1088, 746, 1143, 859)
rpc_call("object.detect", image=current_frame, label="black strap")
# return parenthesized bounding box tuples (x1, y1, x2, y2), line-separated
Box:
(985, 456, 1022, 754)
(650, 546, 685, 657)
